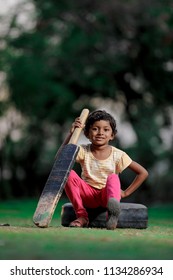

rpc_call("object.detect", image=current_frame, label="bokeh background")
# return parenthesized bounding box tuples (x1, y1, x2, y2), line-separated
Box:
(1, 0, 173, 206)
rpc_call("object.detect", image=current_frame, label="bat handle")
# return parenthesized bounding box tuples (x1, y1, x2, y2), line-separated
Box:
(68, 108, 89, 144)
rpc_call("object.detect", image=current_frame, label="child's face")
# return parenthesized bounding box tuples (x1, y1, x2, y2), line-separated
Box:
(87, 120, 114, 145)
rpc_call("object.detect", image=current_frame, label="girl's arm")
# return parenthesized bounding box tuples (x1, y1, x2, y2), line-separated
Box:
(55, 118, 83, 159)
(121, 161, 148, 198)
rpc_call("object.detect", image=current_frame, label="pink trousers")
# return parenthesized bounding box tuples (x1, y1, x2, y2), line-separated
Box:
(65, 170, 121, 220)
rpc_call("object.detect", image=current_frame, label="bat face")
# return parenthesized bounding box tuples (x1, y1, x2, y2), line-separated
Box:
(33, 144, 79, 227)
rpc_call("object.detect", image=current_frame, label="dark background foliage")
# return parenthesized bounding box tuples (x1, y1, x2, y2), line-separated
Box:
(0, 0, 173, 205)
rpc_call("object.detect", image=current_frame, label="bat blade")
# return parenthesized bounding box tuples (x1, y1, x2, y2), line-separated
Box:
(33, 144, 79, 228)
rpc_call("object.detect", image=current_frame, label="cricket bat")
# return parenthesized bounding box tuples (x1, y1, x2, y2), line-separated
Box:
(33, 108, 89, 228)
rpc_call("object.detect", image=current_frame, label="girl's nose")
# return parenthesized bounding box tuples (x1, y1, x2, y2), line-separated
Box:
(98, 129, 103, 134)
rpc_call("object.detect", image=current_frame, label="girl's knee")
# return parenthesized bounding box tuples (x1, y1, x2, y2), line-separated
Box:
(66, 170, 79, 187)
(67, 170, 77, 180)
(107, 174, 120, 184)
(108, 173, 118, 179)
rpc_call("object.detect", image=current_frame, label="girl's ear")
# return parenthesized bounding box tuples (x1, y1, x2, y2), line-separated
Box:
(111, 129, 117, 140)
(110, 133, 115, 141)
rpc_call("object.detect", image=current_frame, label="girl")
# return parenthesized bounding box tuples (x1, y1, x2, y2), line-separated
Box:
(65, 110, 148, 230)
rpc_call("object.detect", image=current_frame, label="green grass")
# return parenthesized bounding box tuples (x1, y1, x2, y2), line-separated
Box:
(0, 199, 173, 260)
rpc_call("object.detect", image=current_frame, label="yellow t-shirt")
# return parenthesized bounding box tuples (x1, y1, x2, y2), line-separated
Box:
(76, 144, 132, 189)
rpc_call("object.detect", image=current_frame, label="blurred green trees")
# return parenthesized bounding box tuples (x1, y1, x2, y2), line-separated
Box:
(0, 0, 173, 203)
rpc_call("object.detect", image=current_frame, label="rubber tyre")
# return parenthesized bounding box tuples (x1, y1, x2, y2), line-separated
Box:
(61, 202, 148, 229)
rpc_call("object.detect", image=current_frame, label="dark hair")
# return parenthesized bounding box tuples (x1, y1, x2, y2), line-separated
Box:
(84, 110, 117, 136)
